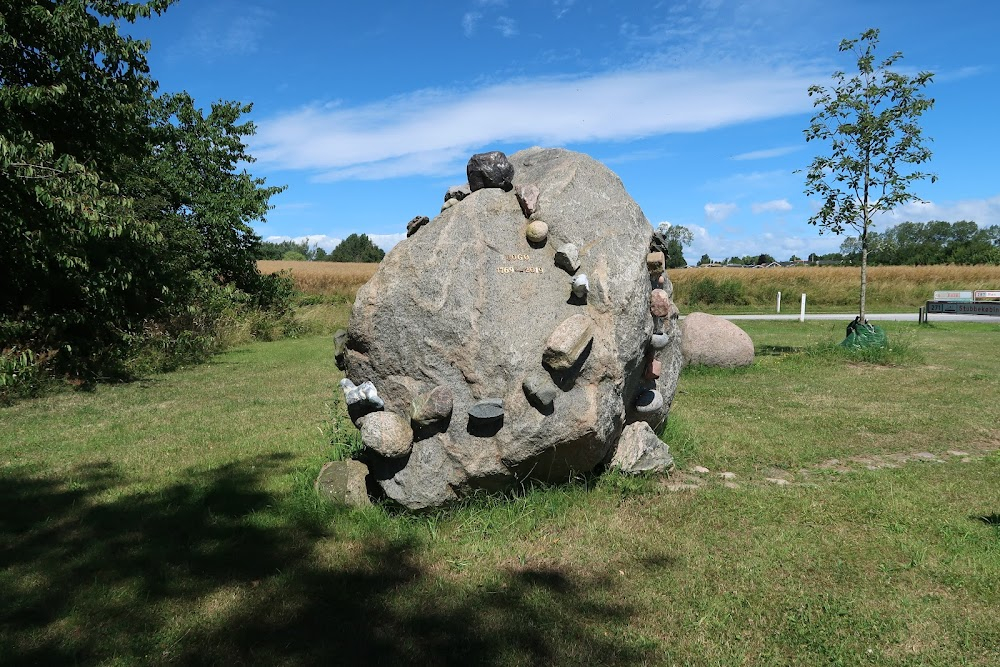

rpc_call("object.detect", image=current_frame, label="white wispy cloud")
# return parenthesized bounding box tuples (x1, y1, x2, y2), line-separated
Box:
(552, 0, 576, 19)
(173, 5, 273, 61)
(874, 195, 1000, 227)
(496, 16, 518, 37)
(751, 199, 793, 214)
(462, 12, 481, 37)
(683, 224, 841, 264)
(704, 202, 738, 222)
(253, 66, 818, 181)
(731, 145, 803, 161)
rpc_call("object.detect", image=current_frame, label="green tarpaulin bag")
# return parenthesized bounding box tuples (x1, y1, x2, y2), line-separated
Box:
(841, 318, 887, 348)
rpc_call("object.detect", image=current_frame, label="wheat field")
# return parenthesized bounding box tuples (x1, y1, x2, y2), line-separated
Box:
(669, 264, 1000, 310)
(258, 260, 377, 299)
(261, 260, 1000, 310)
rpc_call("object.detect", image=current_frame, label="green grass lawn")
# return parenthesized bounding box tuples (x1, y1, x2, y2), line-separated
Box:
(2, 319, 998, 665)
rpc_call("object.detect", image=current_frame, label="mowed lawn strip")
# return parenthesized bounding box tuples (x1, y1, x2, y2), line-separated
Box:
(1, 319, 998, 665)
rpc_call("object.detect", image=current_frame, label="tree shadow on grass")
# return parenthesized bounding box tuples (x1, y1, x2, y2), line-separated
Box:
(0, 458, 644, 666)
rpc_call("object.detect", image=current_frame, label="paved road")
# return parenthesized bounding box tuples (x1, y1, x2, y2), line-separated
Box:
(716, 312, 999, 323)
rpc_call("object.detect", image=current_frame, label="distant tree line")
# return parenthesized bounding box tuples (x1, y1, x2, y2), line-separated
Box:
(840, 221, 1000, 265)
(689, 221, 999, 268)
(256, 234, 385, 263)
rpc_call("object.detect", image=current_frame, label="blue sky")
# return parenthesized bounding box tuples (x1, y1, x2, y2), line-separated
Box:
(128, 0, 1000, 262)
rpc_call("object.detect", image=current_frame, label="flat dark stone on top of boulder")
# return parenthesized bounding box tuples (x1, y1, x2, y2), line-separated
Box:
(467, 151, 514, 192)
(406, 215, 430, 237)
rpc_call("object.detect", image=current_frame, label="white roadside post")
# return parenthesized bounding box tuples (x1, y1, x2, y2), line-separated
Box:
(799, 293, 806, 322)
(777, 291, 781, 313)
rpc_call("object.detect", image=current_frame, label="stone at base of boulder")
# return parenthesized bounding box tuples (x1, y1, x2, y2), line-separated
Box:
(608, 422, 673, 474)
(315, 460, 371, 507)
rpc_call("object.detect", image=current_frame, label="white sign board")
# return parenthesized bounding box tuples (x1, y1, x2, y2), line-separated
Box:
(933, 290, 973, 301)
(974, 290, 1000, 300)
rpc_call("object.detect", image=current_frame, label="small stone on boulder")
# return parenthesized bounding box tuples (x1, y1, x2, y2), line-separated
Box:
(515, 183, 541, 217)
(522, 372, 558, 411)
(650, 289, 671, 317)
(442, 198, 458, 211)
(644, 358, 662, 380)
(554, 243, 580, 274)
(542, 313, 593, 371)
(445, 184, 471, 202)
(526, 220, 548, 244)
(315, 460, 371, 507)
(469, 399, 504, 423)
(571, 274, 589, 299)
(411, 385, 454, 427)
(360, 411, 413, 458)
(650, 333, 670, 350)
(608, 422, 673, 474)
(333, 329, 348, 370)
(635, 388, 663, 413)
(467, 151, 514, 192)
(647, 252, 665, 274)
(680, 312, 755, 368)
(407, 215, 430, 237)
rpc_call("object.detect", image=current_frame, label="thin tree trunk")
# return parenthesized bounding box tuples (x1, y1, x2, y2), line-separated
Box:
(860, 230, 868, 322)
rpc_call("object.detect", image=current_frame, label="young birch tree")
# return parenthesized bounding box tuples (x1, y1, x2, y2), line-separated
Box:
(803, 28, 935, 322)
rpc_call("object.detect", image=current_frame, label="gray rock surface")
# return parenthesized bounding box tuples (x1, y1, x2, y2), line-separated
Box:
(680, 312, 755, 368)
(467, 151, 514, 192)
(607, 422, 674, 474)
(343, 147, 683, 508)
(315, 460, 371, 507)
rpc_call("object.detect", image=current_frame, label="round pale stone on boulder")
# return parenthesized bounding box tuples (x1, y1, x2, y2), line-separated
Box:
(360, 411, 413, 458)
(525, 220, 548, 243)
(680, 312, 754, 368)
(650, 289, 671, 317)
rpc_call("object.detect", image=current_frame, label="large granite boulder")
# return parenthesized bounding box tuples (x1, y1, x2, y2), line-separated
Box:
(680, 312, 754, 368)
(342, 147, 683, 509)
